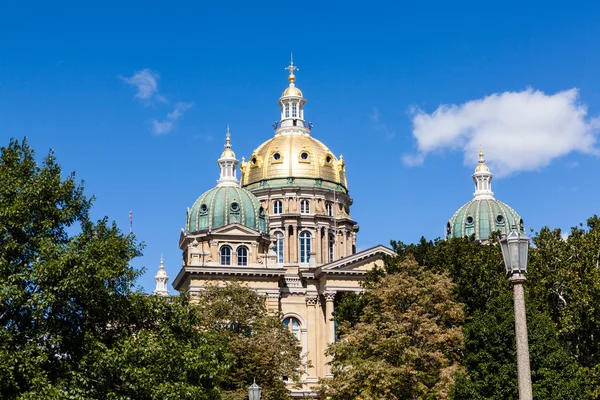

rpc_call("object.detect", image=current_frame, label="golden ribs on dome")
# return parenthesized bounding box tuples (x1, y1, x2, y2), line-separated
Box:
(240, 135, 348, 190)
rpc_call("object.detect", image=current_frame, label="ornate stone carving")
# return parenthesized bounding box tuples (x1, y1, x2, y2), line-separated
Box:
(305, 295, 319, 306)
(323, 291, 336, 302)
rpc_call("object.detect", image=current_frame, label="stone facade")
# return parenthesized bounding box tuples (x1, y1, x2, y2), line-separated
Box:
(169, 60, 394, 397)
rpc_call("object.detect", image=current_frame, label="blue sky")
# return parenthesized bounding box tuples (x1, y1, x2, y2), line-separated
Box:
(1, 1, 599, 293)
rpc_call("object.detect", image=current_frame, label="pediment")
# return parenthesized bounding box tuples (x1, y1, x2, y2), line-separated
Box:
(210, 223, 262, 237)
(320, 244, 395, 272)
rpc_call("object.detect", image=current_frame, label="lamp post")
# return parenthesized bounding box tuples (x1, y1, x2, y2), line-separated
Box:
(248, 379, 261, 400)
(500, 225, 533, 400)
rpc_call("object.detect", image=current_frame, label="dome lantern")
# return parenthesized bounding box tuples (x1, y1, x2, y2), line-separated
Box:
(217, 126, 239, 187)
(473, 146, 494, 199)
(153, 255, 169, 296)
(277, 55, 309, 134)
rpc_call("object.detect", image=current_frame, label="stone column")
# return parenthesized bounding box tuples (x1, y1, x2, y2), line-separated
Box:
(511, 275, 533, 400)
(324, 290, 336, 376)
(306, 294, 319, 378)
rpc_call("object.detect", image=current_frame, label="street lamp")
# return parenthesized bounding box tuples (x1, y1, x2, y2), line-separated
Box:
(248, 379, 261, 400)
(500, 225, 533, 400)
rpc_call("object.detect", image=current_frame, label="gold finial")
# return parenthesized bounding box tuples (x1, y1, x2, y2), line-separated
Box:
(475, 145, 490, 172)
(285, 53, 299, 83)
(160, 254, 164, 267)
(226, 125, 231, 144)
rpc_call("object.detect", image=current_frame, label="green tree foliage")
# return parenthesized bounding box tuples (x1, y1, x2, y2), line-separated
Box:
(324, 257, 464, 399)
(195, 282, 304, 400)
(334, 233, 595, 399)
(0, 139, 229, 399)
(528, 217, 600, 369)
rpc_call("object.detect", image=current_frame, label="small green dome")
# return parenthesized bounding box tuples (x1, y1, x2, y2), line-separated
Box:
(187, 186, 268, 234)
(446, 198, 525, 241)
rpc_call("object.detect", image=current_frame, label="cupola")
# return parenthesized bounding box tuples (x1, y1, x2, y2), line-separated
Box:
(446, 147, 525, 241)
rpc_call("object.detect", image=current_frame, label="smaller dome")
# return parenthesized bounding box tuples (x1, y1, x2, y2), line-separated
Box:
(447, 198, 524, 241)
(475, 164, 490, 173)
(221, 148, 236, 158)
(282, 85, 303, 97)
(156, 268, 167, 277)
(187, 186, 268, 234)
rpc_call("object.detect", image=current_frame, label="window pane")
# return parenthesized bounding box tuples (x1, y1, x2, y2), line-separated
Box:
(221, 247, 231, 265)
(237, 247, 248, 266)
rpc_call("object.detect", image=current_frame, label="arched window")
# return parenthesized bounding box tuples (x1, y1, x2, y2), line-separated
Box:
(237, 246, 248, 266)
(274, 231, 284, 264)
(285, 103, 290, 118)
(300, 200, 310, 214)
(299, 231, 311, 263)
(273, 200, 282, 215)
(328, 233, 335, 263)
(220, 246, 232, 265)
(283, 317, 301, 340)
(292, 103, 297, 118)
(325, 202, 333, 217)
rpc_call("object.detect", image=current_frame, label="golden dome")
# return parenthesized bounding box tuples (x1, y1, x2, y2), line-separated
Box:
(282, 84, 303, 97)
(240, 134, 347, 190)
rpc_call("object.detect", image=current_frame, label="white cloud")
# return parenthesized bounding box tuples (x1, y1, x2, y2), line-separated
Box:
(167, 102, 194, 120)
(122, 69, 166, 102)
(152, 119, 174, 135)
(152, 102, 194, 135)
(403, 88, 600, 176)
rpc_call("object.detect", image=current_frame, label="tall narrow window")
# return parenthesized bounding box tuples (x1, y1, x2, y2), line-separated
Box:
(273, 200, 283, 215)
(237, 246, 248, 266)
(220, 246, 231, 265)
(283, 317, 301, 340)
(292, 103, 297, 118)
(325, 202, 333, 216)
(300, 200, 310, 214)
(285, 104, 290, 118)
(299, 231, 311, 263)
(275, 231, 284, 264)
(328, 234, 335, 263)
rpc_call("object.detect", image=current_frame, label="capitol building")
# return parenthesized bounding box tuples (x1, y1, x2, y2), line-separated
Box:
(153, 60, 525, 397)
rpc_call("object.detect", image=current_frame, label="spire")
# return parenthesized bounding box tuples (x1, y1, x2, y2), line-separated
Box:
(285, 53, 299, 83)
(472, 146, 494, 199)
(154, 255, 169, 296)
(217, 127, 240, 187)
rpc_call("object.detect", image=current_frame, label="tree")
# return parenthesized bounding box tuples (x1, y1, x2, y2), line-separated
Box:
(334, 234, 596, 399)
(0, 139, 230, 399)
(451, 293, 591, 400)
(195, 282, 304, 400)
(324, 257, 464, 399)
(528, 217, 600, 369)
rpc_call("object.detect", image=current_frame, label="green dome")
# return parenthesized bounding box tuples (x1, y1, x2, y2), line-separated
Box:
(186, 186, 268, 234)
(446, 198, 525, 241)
